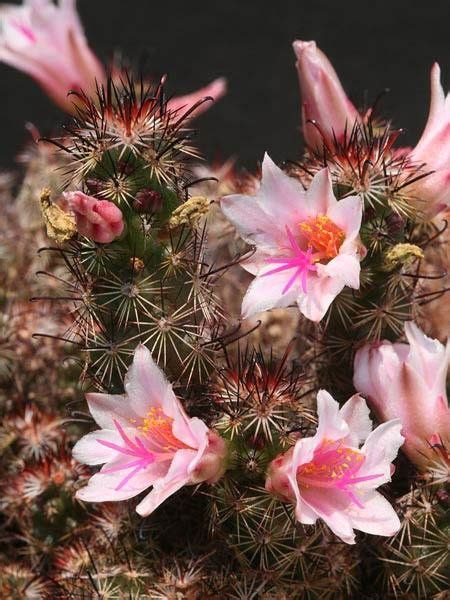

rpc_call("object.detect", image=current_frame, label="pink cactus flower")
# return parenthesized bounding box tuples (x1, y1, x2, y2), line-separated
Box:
(73, 345, 228, 516)
(64, 191, 124, 244)
(353, 322, 450, 471)
(220, 154, 363, 322)
(266, 390, 404, 544)
(406, 63, 450, 218)
(0, 1, 227, 116)
(0, 0, 105, 112)
(293, 40, 359, 151)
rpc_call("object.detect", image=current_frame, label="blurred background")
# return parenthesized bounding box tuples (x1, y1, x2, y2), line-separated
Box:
(1, 0, 449, 168)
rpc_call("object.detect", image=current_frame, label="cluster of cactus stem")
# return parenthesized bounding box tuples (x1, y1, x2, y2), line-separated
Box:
(39, 75, 226, 394)
(283, 118, 449, 396)
(0, 74, 447, 598)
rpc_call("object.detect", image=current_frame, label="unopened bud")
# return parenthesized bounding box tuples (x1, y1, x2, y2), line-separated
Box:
(133, 189, 163, 214)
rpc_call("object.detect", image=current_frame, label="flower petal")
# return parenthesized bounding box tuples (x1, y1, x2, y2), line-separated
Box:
(326, 195, 363, 243)
(347, 490, 401, 537)
(124, 344, 171, 415)
(72, 429, 122, 465)
(339, 394, 373, 447)
(75, 458, 162, 503)
(241, 270, 300, 319)
(301, 487, 356, 544)
(167, 77, 227, 118)
(293, 40, 359, 150)
(321, 253, 360, 289)
(0, 0, 105, 111)
(126, 345, 203, 449)
(86, 392, 132, 429)
(288, 438, 320, 524)
(221, 154, 309, 250)
(305, 168, 337, 215)
(297, 273, 345, 321)
(404, 321, 449, 396)
(358, 420, 404, 487)
(315, 389, 350, 442)
(220, 191, 285, 250)
(183, 417, 210, 472)
(258, 153, 310, 223)
(135, 449, 196, 516)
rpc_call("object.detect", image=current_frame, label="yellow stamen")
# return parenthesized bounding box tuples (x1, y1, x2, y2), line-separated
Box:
(299, 215, 345, 262)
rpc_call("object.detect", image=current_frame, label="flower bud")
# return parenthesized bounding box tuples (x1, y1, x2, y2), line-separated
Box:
(293, 40, 359, 150)
(354, 322, 450, 470)
(64, 191, 124, 244)
(133, 189, 163, 214)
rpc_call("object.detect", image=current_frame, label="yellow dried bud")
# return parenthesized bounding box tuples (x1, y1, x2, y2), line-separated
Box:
(168, 196, 211, 228)
(39, 188, 76, 242)
(383, 243, 424, 270)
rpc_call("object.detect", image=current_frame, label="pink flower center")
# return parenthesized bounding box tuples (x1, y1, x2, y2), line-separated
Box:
(263, 215, 345, 295)
(96, 408, 190, 491)
(135, 407, 190, 453)
(296, 439, 383, 508)
(263, 226, 317, 294)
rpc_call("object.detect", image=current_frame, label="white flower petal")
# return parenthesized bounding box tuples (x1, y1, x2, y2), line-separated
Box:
(339, 394, 373, 446)
(358, 420, 404, 487)
(241, 270, 300, 319)
(135, 449, 196, 516)
(347, 490, 401, 538)
(72, 429, 122, 465)
(301, 487, 356, 544)
(305, 168, 337, 214)
(259, 153, 310, 223)
(316, 390, 350, 441)
(326, 195, 362, 243)
(297, 274, 345, 321)
(124, 344, 171, 415)
(86, 392, 133, 430)
(321, 253, 360, 289)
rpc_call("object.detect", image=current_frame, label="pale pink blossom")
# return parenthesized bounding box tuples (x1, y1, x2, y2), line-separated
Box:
(64, 191, 124, 244)
(354, 322, 450, 470)
(293, 40, 359, 150)
(73, 345, 227, 515)
(0, 1, 227, 116)
(406, 63, 450, 218)
(0, 0, 105, 111)
(220, 154, 363, 322)
(266, 390, 403, 544)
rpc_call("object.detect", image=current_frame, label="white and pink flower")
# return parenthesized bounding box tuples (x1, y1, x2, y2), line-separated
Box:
(220, 154, 363, 322)
(0, 1, 227, 115)
(266, 390, 403, 544)
(406, 63, 450, 218)
(73, 345, 228, 516)
(293, 40, 359, 151)
(64, 191, 124, 244)
(0, 0, 105, 112)
(353, 322, 450, 471)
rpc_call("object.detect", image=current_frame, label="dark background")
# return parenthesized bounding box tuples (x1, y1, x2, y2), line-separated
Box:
(1, 0, 450, 168)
